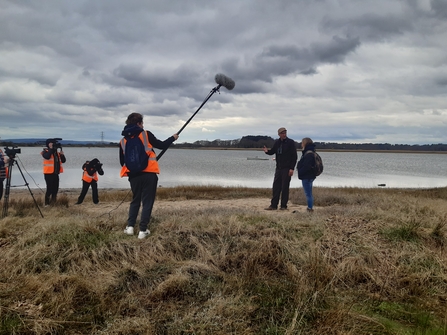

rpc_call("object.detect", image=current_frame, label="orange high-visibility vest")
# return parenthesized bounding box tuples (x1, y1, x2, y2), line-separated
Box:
(42, 152, 64, 174)
(120, 131, 159, 177)
(82, 170, 98, 182)
(0, 166, 7, 179)
(0, 151, 7, 179)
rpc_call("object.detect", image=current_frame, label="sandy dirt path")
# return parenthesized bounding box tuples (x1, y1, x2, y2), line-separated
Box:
(5, 188, 311, 215)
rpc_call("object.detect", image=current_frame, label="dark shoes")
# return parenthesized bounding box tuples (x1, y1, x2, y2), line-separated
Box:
(279, 207, 288, 211)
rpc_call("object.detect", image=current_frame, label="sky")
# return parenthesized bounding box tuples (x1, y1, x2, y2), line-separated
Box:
(1, 0, 446, 145)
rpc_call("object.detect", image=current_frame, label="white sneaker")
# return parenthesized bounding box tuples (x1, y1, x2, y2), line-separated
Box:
(138, 230, 150, 239)
(124, 226, 134, 235)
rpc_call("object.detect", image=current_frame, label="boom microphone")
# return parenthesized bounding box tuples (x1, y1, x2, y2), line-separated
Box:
(157, 73, 235, 160)
(215, 73, 235, 90)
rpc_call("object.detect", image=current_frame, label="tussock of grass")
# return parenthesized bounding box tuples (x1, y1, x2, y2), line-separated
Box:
(156, 185, 272, 200)
(1, 186, 447, 334)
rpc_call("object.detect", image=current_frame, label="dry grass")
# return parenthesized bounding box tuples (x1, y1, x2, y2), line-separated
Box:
(1, 185, 447, 334)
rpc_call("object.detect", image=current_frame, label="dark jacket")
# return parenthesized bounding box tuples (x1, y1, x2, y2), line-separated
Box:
(119, 125, 176, 167)
(84, 158, 104, 177)
(297, 144, 317, 180)
(265, 137, 298, 170)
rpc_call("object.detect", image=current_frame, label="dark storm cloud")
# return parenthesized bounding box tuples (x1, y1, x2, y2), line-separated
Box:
(320, 14, 414, 42)
(0, 2, 84, 58)
(0, 68, 59, 87)
(226, 35, 360, 93)
(46, 89, 131, 108)
(435, 76, 447, 87)
(431, 0, 447, 18)
(110, 63, 202, 90)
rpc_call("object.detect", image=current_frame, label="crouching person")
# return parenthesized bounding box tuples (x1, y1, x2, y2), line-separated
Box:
(76, 158, 104, 204)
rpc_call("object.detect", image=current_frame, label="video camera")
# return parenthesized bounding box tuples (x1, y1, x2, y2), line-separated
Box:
(46, 138, 63, 149)
(86, 158, 104, 176)
(4, 146, 21, 159)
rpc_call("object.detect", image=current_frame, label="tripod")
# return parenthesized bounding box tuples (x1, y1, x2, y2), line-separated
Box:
(2, 156, 44, 218)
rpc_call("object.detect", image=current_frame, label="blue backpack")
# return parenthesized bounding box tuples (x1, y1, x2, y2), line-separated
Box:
(123, 134, 149, 173)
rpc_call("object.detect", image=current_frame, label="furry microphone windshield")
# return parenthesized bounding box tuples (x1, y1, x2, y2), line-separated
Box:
(215, 73, 235, 90)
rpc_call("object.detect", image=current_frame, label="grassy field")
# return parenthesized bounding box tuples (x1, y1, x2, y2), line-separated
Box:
(1, 185, 446, 334)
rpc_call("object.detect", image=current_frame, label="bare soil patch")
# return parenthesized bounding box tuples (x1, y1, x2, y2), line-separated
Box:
(7, 188, 311, 215)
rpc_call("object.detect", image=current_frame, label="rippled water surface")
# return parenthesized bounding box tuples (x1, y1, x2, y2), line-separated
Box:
(6, 147, 447, 189)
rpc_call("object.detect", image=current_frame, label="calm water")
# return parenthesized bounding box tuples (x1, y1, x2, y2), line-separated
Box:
(5, 147, 447, 190)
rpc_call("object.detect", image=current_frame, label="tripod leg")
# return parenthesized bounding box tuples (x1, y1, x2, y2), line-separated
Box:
(2, 159, 44, 219)
(1, 160, 13, 218)
(15, 162, 44, 218)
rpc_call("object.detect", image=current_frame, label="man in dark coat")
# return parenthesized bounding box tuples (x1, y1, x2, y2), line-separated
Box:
(263, 127, 298, 210)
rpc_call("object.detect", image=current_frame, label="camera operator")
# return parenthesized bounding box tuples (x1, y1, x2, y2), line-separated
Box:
(75, 158, 104, 205)
(41, 139, 66, 206)
(0, 148, 9, 201)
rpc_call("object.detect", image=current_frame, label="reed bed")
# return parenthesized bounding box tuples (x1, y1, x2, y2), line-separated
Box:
(0, 186, 446, 334)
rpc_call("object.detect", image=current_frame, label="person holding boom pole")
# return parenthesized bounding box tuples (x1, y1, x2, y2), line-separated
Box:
(120, 113, 179, 239)
(120, 74, 235, 239)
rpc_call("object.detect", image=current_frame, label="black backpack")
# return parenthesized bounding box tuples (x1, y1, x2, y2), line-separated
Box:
(314, 152, 324, 176)
(123, 134, 149, 173)
(305, 151, 324, 176)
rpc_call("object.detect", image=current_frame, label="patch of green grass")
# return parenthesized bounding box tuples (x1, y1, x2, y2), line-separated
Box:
(366, 301, 446, 335)
(430, 219, 446, 247)
(236, 213, 274, 226)
(246, 278, 298, 333)
(0, 310, 24, 335)
(380, 218, 421, 242)
(156, 185, 271, 200)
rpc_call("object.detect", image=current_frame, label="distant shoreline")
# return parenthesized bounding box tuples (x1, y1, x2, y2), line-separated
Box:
(161, 147, 447, 154)
(4, 144, 447, 154)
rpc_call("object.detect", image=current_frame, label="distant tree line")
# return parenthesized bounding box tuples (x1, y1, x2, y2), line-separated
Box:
(1, 141, 118, 148)
(175, 136, 447, 151)
(4, 136, 447, 151)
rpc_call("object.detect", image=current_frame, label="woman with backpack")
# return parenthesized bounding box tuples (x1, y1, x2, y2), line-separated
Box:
(119, 112, 179, 239)
(297, 137, 323, 212)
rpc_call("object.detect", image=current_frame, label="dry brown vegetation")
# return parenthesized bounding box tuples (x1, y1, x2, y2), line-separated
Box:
(1, 185, 447, 334)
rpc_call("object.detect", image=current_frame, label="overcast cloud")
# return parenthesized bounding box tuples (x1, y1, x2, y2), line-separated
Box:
(1, 0, 446, 144)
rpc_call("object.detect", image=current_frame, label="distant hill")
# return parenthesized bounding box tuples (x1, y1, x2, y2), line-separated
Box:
(1, 138, 115, 147)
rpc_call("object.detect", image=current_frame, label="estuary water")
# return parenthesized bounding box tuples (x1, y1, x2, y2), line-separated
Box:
(5, 147, 447, 190)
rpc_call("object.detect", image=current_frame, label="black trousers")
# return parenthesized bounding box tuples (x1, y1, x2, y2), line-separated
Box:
(127, 173, 158, 232)
(44, 174, 60, 205)
(77, 180, 99, 204)
(270, 168, 292, 209)
(0, 179, 4, 201)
